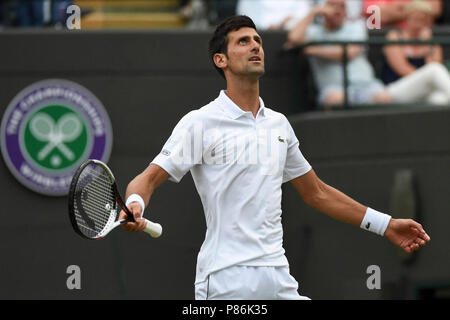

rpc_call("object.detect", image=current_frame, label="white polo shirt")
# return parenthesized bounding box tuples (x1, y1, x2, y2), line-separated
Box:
(151, 90, 312, 284)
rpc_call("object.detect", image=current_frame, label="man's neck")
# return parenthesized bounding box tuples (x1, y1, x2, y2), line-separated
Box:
(225, 77, 260, 117)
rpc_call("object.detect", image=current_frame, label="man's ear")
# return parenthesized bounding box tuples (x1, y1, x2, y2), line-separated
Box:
(213, 53, 227, 70)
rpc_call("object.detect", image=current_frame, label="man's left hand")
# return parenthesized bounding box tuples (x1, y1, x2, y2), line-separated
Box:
(384, 218, 431, 253)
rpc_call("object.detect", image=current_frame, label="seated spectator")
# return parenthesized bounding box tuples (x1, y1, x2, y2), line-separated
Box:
(208, 0, 238, 25)
(286, 0, 391, 108)
(179, 0, 209, 29)
(180, 0, 238, 27)
(237, 0, 312, 30)
(16, 0, 73, 27)
(383, 0, 450, 104)
(17, 0, 46, 26)
(363, 0, 442, 28)
(316, 0, 364, 22)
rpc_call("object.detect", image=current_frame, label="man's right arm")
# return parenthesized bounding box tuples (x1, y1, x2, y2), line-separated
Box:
(286, 7, 321, 46)
(119, 109, 201, 232)
(125, 163, 170, 207)
(120, 163, 170, 232)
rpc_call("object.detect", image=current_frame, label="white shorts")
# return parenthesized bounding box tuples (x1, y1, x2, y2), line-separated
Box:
(195, 265, 310, 300)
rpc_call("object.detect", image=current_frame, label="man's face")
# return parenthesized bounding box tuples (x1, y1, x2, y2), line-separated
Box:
(219, 27, 265, 78)
(325, 0, 347, 29)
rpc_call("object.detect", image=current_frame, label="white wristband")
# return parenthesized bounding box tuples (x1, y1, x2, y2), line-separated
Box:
(125, 194, 145, 217)
(360, 207, 392, 236)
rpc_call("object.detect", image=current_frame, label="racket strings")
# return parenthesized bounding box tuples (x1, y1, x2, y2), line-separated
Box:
(73, 163, 116, 238)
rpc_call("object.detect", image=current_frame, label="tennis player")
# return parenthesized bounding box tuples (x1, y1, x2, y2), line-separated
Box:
(119, 15, 430, 300)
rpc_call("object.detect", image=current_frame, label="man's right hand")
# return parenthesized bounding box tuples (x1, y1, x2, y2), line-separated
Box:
(119, 202, 147, 232)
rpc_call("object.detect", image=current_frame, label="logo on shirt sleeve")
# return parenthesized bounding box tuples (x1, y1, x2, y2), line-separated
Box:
(161, 149, 171, 156)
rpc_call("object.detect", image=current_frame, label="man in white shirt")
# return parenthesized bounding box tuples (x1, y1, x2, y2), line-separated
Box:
(119, 15, 430, 300)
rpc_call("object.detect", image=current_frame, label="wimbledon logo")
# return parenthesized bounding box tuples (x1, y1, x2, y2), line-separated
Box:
(1, 79, 112, 196)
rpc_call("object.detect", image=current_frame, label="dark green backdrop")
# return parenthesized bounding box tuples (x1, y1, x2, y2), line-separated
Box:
(0, 30, 449, 299)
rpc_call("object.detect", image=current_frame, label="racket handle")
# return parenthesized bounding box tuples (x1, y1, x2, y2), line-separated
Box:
(143, 219, 162, 238)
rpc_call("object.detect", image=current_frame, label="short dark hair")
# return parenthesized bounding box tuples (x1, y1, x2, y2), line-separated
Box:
(208, 15, 257, 79)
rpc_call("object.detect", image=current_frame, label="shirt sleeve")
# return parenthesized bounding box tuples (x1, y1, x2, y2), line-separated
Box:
(282, 117, 312, 183)
(347, 20, 368, 41)
(306, 23, 322, 42)
(151, 110, 202, 183)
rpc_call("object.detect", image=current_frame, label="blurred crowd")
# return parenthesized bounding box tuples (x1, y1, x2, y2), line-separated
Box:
(183, 0, 450, 109)
(2, 0, 450, 109)
(283, 0, 450, 109)
(0, 0, 75, 27)
(3, 0, 446, 30)
(181, 0, 446, 30)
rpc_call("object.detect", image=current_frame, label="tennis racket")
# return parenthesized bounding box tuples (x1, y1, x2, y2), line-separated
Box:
(68, 159, 162, 240)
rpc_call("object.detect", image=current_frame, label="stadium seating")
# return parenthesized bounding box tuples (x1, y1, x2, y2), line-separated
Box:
(76, 0, 188, 29)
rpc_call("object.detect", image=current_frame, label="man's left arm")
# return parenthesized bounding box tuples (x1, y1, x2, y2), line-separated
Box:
(303, 20, 366, 62)
(290, 169, 431, 253)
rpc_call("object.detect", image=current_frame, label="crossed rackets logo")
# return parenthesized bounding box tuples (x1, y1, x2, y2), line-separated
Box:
(24, 107, 88, 170)
(30, 113, 82, 162)
(1, 79, 112, 196)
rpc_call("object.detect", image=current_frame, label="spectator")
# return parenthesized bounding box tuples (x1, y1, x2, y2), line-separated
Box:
(180, 0, 238, 27)
(208, 0, 238, 25)
(363, 0, 442, 28)
(17, 0, 47, 26)
(0, 1, 4, 26)
(312, 0, 364, 21)
(382, 0, 450, 104)
(286, 0, 391, 108)
(16, 0, 73, 27)
(237, 0, 312, 30)
(52, 0, 74, 27)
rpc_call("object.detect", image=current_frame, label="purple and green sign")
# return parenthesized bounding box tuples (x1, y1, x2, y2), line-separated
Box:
(1, 79, 113, 196)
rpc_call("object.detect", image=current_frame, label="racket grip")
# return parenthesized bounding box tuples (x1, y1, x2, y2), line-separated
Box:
(143, 219, 162, 238)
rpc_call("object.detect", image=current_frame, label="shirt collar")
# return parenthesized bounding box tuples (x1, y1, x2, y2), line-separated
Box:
(218, 90, 266, 120)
